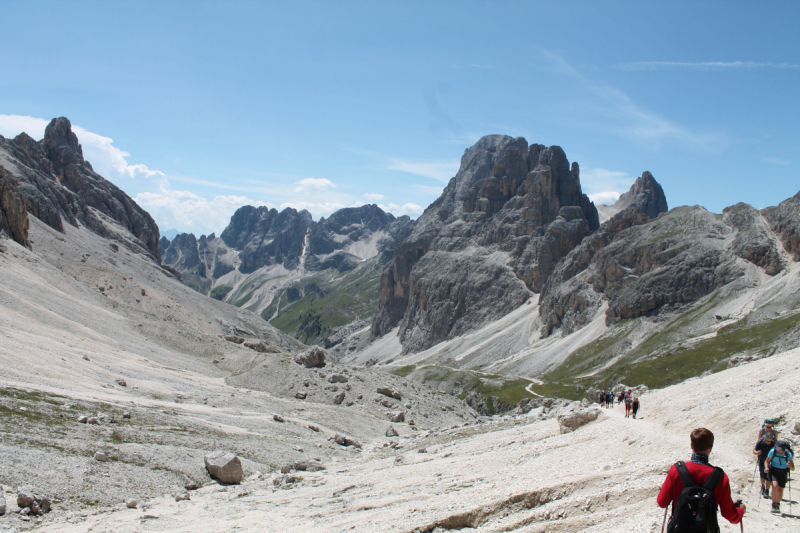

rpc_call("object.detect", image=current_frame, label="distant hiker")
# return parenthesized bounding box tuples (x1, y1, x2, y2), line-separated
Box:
(606, 392, 613, 408)
(618, 392, 624, 404)
(657, 428, 745, 531)
(632, 397, 640, 419)
(765, 440, 795, 514)
(753, 434, 775, 499)
(624, 396, 632, 418)
(758, 419, 778, 442)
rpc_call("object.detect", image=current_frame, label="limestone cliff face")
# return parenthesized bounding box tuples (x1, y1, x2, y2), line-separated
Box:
(0, 118, 161, 260)
(763, 191, 800, 262)
(0, 166, 30, 248)
(371, 135, 600, 352)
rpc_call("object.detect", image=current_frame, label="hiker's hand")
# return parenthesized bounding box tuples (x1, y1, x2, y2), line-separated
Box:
(740, 503, 746, 515)
(764, 466, 769, 473)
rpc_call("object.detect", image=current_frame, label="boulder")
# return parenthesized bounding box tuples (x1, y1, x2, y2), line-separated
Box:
(0, 491, 5, 515)
(243, 340, 280, 353)
(295, 392, 307, 400)
(294, 346, 326, 368)
(174, 492, 190, 502)
(77, 415, 88, 423)
(115, 378, 127, 387)
(94, 451, 107, 462)
(273, 414, 285, 422)
(87, 417, 100, 425)
(125, 499, 138, 509)
(204, 451, 243, 484)
(391, 411, 405, 423)
(283, 459, 325, 473)
(16, 489, 50, 514)
(385, 426, 399, 437)
(557, 406, 602, 434)
(122, 411, 131, 419)
(377, 387, 401, 400)
(333, 392, 346, 405)
(328, 374, 348, 383)
(333, 433, 362, 449)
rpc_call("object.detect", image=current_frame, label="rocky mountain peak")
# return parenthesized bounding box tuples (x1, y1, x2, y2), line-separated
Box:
(613, 171, 668, 219)
(42, 117, 85, 178)
(372, 134, 600, 352)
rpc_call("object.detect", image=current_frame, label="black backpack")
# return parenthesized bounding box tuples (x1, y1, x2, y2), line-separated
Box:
(667, 461, 723, 533)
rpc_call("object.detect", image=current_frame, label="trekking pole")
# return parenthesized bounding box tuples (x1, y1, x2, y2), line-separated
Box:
(749, 459, 758, 495)
(661, 506, 667, 533)
(734, 500, 743, 533)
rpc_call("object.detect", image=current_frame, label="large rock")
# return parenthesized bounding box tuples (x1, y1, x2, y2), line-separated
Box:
(371, 136, 599, 352)
(204, 451, 243, 484)
(0, 490, 5, 515)
(333, 433, 362, 448)
(17, 488, 51, 514)
(0, 119, 161, 260)
(294, 346, 326, 368)
(557, 406, 602, 434)
(0, 166, 30, 248)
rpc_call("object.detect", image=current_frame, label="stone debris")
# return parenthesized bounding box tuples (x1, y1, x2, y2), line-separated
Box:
(16, 489, 51, 515)
(385, 426, 399, 437)
(328, 374, 348, 383)
(280, 460, 324, 473)
(174, 491, 190, 502)
(333, 391, 346, 405)
(273, 414, 285, 422)
(0, 490, 5, 515)
(77, 415, 88, 423)
(94, 451, 108, 462)
(391, 411, 405, 423)
(295, 392, 307, 400)
(204, 451, 243, 484)
(87, 417, 100, 425)
(308, 424, 320, 432)
(185, 481, 199, 491)
(273, 475, 298, 487)
(293, 346, 326, 368)
(122, 411, 131, 419)
(125, 499, 138, 509)
(115, 378, 127, 387)
(377, 387, 401, 400)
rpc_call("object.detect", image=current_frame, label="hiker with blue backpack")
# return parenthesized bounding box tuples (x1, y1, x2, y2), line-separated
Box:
(765, 440, 795, 514)
(657, 428, 744, 532)
(753, 433, 775, 499)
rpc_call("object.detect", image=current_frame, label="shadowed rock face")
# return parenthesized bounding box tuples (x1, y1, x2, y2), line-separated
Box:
(0, 117, 161, 260)
(163, 233, 204, 276)
(372, 135, 600, 352)
(762, 191, 800, 262)
(221, 206, 313, 273)
(0, 166, 30, 247)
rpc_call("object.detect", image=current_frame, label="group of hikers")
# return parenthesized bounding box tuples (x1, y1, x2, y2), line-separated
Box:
(657, 421, 795, 532)
(597, 389, 640, 419)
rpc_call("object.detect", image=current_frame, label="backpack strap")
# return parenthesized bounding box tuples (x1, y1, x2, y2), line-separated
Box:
(674, 461, 695, 489)
(703, 467, 724, 491)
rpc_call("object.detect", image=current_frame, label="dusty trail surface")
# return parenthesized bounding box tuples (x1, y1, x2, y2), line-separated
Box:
(33, 348, 800, 533)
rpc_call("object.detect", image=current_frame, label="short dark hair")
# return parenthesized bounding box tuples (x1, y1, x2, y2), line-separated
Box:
(691, 428, 715, 452)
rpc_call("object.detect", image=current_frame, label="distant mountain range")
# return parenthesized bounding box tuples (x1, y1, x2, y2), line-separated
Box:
(3, 118, 799, 411)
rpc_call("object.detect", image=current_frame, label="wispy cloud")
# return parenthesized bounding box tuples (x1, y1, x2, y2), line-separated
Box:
(363, 192, 385, 201)
(588, 192, 621, 206)
(617, 61, 800, 71)
(533, 49, 728, 151)
(763, 156, 791, 166)
(579, 167, 636, 206)
(386, 158, 459, 182)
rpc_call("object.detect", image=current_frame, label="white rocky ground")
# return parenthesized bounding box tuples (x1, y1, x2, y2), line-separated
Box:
(1, 218, 799, 533)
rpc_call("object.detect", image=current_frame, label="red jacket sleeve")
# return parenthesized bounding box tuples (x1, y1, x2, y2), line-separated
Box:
(716, 473, 744, 524)
(657, 465, 677, 508)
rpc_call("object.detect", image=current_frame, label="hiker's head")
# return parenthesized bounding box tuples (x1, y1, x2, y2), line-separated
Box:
(765, 434, 775, 444)
(765, 422, 774, 431)
(690, 428, 714, 454)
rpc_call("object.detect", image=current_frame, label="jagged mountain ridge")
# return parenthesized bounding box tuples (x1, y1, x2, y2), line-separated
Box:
(160, 203, 415, 343)
(0, 117, 161, 260)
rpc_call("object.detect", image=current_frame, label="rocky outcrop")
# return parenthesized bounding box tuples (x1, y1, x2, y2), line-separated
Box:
(294, 346, 326, 368)
(372, 135, 599, 352)
(723, 203, 783, 275)
(0, 166, 30, 247)
(0, 118, 161, 259)
(163, 233, 204, 275)
(220, 206, 312, 273)
(762, 191, 800, 262)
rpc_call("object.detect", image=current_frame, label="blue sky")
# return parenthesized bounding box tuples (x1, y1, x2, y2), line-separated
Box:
(1, 1, 798, 236)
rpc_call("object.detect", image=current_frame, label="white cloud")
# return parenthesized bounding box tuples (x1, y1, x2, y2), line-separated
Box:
(617, 61, 800, 71)
(363, 192, 385, 201)
(279, 201, 347, 219)
(136, 187, 269, 237)
(0, 114, 49, 139)
(293, 178, 335, 194)
(387, 158, 459, 182)
(763, 156, 791, 166)
(588, 192, 621, 206)
(580, 167, 634, 194)
(378, 202, 424, 217)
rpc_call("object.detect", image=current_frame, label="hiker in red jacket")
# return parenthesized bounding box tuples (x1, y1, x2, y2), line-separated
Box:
(657, 428, 744, 531)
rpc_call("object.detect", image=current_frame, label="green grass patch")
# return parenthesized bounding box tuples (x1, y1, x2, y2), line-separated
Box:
(591, 310, 800, 389)
(545, 322, 635, 382)
(390, 365, 417, 378)
(209, 284, 233, 301)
